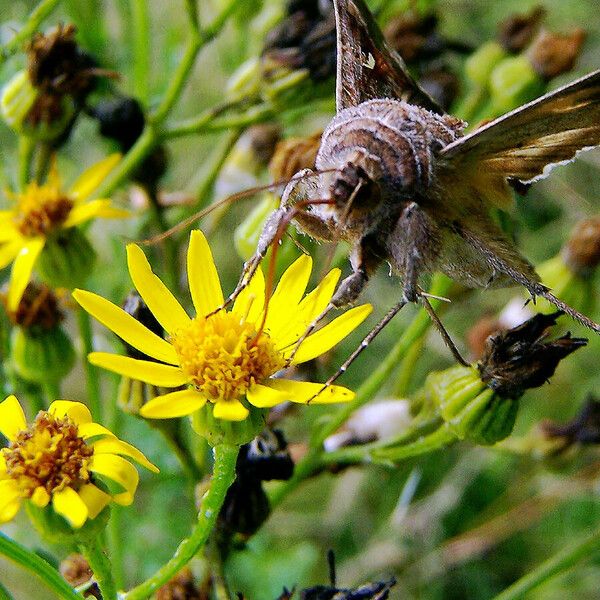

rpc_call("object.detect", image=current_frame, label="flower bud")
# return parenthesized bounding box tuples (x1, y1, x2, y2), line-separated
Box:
(464, 42, 507, 87)
(36, 227, 96, 291)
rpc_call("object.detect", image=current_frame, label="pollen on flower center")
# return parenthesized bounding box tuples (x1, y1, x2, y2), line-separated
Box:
(14, 180, 74, 237)
(171, 312, 284, 402)
(2, 412, 93, 500)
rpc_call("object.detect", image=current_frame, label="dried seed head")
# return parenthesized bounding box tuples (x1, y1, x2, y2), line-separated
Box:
(498, 6, 546, 53)
(60, 554, 101, 598)
(478, 312, 587, 399)
(155, 568, 206, 600)
(269, 132, 322, 181)
(3, 282, 63, 330)
(562, 217, 600, 277)
(527, 28, 586, 80)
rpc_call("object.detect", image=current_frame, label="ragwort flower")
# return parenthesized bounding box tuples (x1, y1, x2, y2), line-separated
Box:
(0, 154, 127, 310)
(0, 396, 158, 528)
(73, 230, 372, 422)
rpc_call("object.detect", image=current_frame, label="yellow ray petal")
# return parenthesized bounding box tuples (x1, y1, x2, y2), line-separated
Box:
(90, 453, 139, 497)
(292, 304, 373, 364)
(73, 289, 179, 364)
(0, 480, 22, 523)
(52, 486, 89, 528)
(112, 489, 135, 506)
(246, 383, 288, 408)
(139, 389, 206, 419)
(78, 422, 116, 440)
(265, 254, 312, 332)
(213, 400, 249, 421)
(31, 486, 50, 507)
(69, 154, 121, 200)
(63, 199, 129, 228)
(275, 268, 341, 347)
(48, 401, 92, 425)
(77, 483, 111, 520)
(0, 395, 27, 441)
(187, 230, 224, 316)
(232, 266, 265, 324)
(126, 244, 190, 334)
(88, 353, 189, 387)
(91, 438, 159, 473)
(0, 239, 22, 269)
(265, 379, 355, 404)
(8, 237, 45, 310)
(0, 224, 19, 244)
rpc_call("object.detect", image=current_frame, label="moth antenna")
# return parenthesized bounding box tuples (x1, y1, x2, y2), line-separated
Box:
(285, 231, 310, 255)
(419, 293, 469, 366)
(141, 170, 339, 246)
(538, 289, 600, 334)
(307, 299, 408, 404)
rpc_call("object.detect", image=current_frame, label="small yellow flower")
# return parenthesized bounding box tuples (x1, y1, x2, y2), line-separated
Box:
(73, 230, 372, 422)
(0, 155, 128, 310)
(0, 395, 158, 528)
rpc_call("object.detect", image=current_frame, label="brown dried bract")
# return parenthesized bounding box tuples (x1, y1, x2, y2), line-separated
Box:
(4, 282, 64, 330)
(498, 6, 546, 53)
(478, 312, 587, 399)
(527, 28, 586, 80)
(562, 216, 600, 276)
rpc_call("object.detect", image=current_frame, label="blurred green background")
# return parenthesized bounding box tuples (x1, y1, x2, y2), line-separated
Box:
(1, 0, 600, 598)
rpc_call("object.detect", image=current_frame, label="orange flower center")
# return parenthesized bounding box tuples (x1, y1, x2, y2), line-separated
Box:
(170, 312, 284, 402)
(2, 412, 93, 499)
(13, 179, 74, 237)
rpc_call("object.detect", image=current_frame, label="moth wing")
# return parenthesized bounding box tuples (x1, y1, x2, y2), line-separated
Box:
(438, 69, 600, 186)
(334, 0, 442, 113)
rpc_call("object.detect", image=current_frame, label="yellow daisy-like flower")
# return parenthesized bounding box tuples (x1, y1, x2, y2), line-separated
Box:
(0, 154, 127, 310)
(0, 395, 158, 528)
(73, 230, 372, 422)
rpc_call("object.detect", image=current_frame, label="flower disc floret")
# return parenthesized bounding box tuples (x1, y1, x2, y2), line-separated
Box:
(172, 313, 285, 402)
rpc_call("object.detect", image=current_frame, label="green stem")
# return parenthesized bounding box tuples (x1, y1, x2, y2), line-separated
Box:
(0, 581, 15, 600)
(0, 532, 83, 600)
(492, 525, 600, 600)
(393, 336, 424, 397)
(124, 444, 239, 600)
(107, 506, 125, 591)
(18, 136, 35, 190)
(0, 0, 61, 64)
(35, 142, 53, 183)
(76, 308, 102, 420)
(79, 539, 117, 600)
(130, 0, 150, 105)
(41, 379, 60, 404)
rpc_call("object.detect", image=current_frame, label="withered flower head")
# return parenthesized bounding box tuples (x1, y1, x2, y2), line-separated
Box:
(60, 554, 101, 599)
(269, 132, 322, 181)
(478, 312, 587, 399)
(384, 13, 443, 63)
(247, 124, 282, 167)
(543, 396, 600, 447)
(263, 4, 336, 81)
(27, 24, 98, 98)
(156, 567, 206, 600)
(92, 97, 146, 152)
(2, 282, 63, 331)
(562, 217, 600, 277)
(497, 6, 546, 53)
(527, 28, 586, 80)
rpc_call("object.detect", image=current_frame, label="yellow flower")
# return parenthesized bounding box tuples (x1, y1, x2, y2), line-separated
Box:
(0, 395, 158, 528)
(0, 155, 128, 311)
(73, 230, 372, 422)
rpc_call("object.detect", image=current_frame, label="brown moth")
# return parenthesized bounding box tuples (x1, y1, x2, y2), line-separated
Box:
(229, 0, 600, 345)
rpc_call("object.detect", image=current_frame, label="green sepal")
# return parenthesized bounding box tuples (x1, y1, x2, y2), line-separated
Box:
(0, 71, 38, 132)
(25, 501, 110, 547)
(234, 193, 279, 260)
(11, 325, 75, 384)
(191, 401, 266, 447)
(37, 227, 96, 291)
(464, 41, 507, 87)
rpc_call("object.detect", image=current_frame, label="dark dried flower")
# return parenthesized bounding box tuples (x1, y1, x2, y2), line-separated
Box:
(27, 24, 99, 98)
(527, 28, 586, 80)
(384, 13, 443, 63)
(2, 282, 63, 331)
(497, 6, 546, 53)
(543, 396, 600, 446)
(156, 567, 207, 600)
(92, 97, 146, 152)
(60, 554, 101, 599)
(562, 217, 600, 277)
(269, 133, 322, 181)
(247, 124, 282, 167)
(478, 312, 587, 399)
(466, 315, 503, 360)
